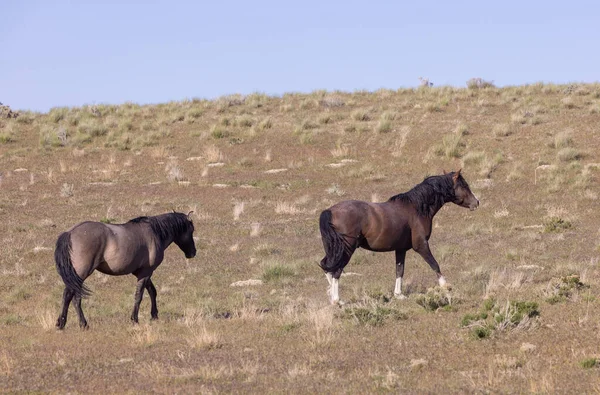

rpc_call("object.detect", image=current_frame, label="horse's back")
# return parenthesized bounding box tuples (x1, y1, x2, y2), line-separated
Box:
(328, 199, 413, 251)
(328, 199, 379, 233)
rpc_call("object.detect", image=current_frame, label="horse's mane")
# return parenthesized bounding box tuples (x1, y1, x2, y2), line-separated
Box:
(129, 212, 193, 243)
(388, 174, 459, 217)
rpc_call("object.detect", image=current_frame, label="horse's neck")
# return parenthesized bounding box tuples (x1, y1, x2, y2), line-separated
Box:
(429, 199, 447, 217)
(155, 232, 175, 250)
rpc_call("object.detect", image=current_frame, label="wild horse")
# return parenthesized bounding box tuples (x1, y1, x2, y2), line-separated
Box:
(318, 170, 479, 304)
(55, 212, 196, 329)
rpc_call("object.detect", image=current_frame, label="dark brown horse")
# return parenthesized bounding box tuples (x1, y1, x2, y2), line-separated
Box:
(318, 170, 479, 304)
(55, 212, 196, 329)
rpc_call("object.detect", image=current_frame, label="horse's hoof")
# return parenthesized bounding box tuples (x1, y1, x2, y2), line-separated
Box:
(79, 323, 89, 330)
(394, 293, 407, 300)
(151, 315, 158, 321)
(56, 318, 66, 330)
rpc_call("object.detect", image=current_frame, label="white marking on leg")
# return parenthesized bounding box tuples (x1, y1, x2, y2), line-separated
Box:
(331, 277, 340, 305)
(438, 276, 447, 288)
(325, 273, 333, 297)
(394, 277, 402, 296)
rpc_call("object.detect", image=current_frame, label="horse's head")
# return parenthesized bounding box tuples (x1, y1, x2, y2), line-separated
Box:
(450, 169, 479, 211)
(174, 212, 197, 258)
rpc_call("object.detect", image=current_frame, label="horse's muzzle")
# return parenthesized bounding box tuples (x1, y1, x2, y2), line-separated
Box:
(469, 198, 480, 211)
(185, 252, 196, 259)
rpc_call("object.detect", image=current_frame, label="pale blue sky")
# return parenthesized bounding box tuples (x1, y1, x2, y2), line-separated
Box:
(1, 1, 598, 112)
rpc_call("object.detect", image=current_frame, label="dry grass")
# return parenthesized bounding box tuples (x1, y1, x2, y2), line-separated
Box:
(185, 325, 223, 350)
(2, 84, 600, 393)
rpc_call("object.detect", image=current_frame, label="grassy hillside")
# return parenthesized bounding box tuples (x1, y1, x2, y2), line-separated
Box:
(1, 83, 600, 393)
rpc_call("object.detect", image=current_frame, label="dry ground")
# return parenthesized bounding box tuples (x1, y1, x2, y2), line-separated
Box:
(1, 84, 600, 393)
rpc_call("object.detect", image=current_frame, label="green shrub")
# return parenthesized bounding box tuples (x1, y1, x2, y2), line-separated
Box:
(543, 217, 572, 233)
(471, 325, 492, 339)
(415, 287, 451, 311)
(340, 306, 407, 326)
(580, 358, 598, 369)
(262, 263, 295, 282)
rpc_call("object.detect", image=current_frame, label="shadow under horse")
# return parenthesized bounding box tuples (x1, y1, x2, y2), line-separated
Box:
(318, 170, 479, 304)
(54, 212, 196, 329)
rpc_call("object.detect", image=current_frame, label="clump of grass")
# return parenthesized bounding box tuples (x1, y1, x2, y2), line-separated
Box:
(545, 274, 588, 304)
(49, 107, 69, 123)
(295, 119, 318, 132)
(246, 92, 269, 108)
(466, 78, 495, 89)
(494, 301, 539, 330)
(185, 325, 223, 350)
(470, 325, 492, 339)
(0, 122, 17, 143)
(318, 114, 333, 124)
(78, 119, 108, 138)
(462, 299, 539, 339)
(551, 130, 574, 148)
(344, 124, 357, 133)
(257, 117, 272, 131)
(557, 147, 582, 162)
(492, 123, 512, 137)
(424, 102, 443, 112)
(319, 95, 345, 108)
(39, 125, 67, 148)
(462, 151, 486, 167)
(186, 108, 204, 120)
(165, 162, 185, 182)
(326, 184, 345, 196)
(210, 125, 229, 139)
(60, 183, 74, 197)
(381, 111, 398, 121)
(236, 116, 254, 128)
(216, 94, 245, 109)
(15, 111, 36, 124)
(375, 115, 393, 133)
(351, 110, 370, 121)
(433, 132, 464, 159)
(0, 131, 14, 143)
(561, 97, 577, 109)
(415, 287, 452, 311)
(340, 305, 407, 326)
(373, 122, 392, 135)
(580, 358, 599, 369)
(262, 262, 295, 282)
(543, 217, 572, 233)
(462, 151, 503, 178)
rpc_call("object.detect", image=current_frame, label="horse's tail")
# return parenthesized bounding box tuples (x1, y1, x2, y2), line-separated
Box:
(55, 232, 91, 298)
(319, 209, 347, 272)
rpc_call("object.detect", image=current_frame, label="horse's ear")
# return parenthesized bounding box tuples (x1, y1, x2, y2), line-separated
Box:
(187, 211, 194, 220)
(442, 168, 447, 174)
(452, 168, 462, 182)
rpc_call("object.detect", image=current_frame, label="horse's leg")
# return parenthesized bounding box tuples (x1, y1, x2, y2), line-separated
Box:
(329, 250, 353, 305)
(394, 250, 407, 299)
(73, 295, 88, 329)
(131, 277, 148, 324)
(413, 239, 447, 287)
(56, 288, 74, 329)
(145, 278, 158, 320)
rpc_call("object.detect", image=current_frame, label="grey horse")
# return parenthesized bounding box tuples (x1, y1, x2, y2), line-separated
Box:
(54, 212, 196, 329)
